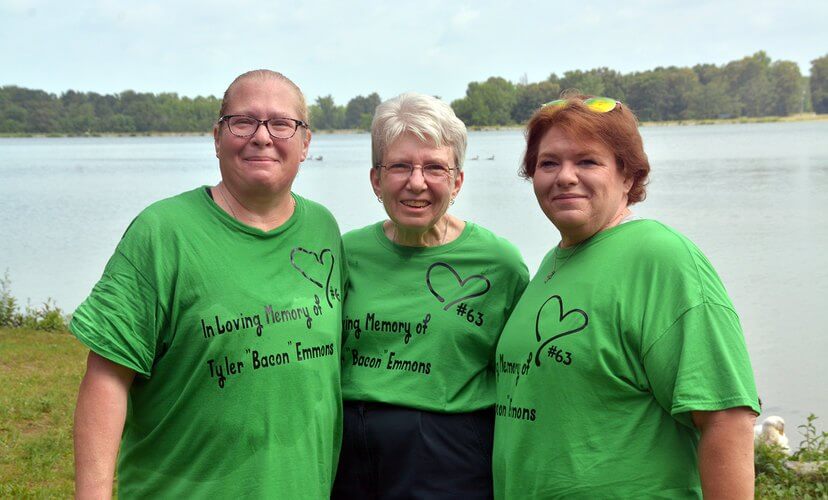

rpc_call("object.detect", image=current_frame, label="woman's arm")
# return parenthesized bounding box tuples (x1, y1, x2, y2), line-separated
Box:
(74, 351, 135, 500)
(692, 407, 757, 500)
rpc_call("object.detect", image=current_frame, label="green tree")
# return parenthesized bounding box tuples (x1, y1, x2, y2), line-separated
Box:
(810, 54, 828, 113)
(625, 71, 670, 121)
(558, 68, 626, 101)
(661, 67, 702, 120)
(693, 63, 722, 85)
(769, 61, 803, 116)
(344, 93, 381, 129)
(722, 51, 773, 116)
(685, 81, 739, 119)
(310, 95, 345, 130)
(560, 69, 606, 96)
(801, 77, 813, 113)
(121, 90, 160, 132)
(511, 81, 561, 123)
(60, 90, 96, 133)
(452, 77, 517, 126)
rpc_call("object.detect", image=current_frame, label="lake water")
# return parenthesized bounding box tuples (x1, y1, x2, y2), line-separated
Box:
(1, 122, 827, 436)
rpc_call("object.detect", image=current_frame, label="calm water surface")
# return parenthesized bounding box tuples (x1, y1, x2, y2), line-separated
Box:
(1, 122, 827, 434)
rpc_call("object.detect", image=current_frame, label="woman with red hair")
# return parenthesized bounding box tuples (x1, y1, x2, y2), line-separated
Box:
(492, 95, 760, 499)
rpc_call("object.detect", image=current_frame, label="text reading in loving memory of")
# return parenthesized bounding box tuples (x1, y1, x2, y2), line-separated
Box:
(200, 297, 326, 339)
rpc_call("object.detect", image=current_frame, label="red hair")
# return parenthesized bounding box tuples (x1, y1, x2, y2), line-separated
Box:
(521, 95, 650, 204)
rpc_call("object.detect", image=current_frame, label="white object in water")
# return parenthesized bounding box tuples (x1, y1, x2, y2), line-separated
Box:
(754, 416, 791, 454)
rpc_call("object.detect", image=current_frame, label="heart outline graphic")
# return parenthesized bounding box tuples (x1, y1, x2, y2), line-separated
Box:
(426, 262, 491, 311)
(534, 295, 588, 366)
(290, 247, 335, 308)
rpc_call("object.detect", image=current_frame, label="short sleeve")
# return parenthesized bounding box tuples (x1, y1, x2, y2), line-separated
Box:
(642, 303, 760, 428)
(507, 255, 529, 318)
(70, 246, 161, 377)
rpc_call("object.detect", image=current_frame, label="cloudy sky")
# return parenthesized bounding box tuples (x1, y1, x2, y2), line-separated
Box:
(1, 0, 825, 104)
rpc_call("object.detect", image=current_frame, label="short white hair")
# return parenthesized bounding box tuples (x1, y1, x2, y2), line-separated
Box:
(371, 92, 467, 170)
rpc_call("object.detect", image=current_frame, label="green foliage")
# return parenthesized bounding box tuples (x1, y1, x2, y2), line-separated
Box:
(560, 69, 608, 96)
(452, 77, 517, 126)
(626, 70, 671, 121)
(0, 51, 820, 135)
(0, 270, 18, 326)
(685, 80, 739, 119)
(769, 61, 803, 116)
(309, 95, 346, 130)
(0, 271, 68, 331)
(511, 81, 561, 123)
(345, 93, 381, 130)
(796, 414, 828, 462)
(802, 77, 813, 113)
(755, 414, 828, 498)
(811, 54, 828, 114)
(0, 86, 220, 134)
(723, 52, 774, 117)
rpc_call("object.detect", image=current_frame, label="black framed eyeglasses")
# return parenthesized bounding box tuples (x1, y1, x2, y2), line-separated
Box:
(219, 114, 308, 139)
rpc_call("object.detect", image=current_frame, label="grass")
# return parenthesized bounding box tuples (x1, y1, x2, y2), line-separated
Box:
(0, 327, 86, 498)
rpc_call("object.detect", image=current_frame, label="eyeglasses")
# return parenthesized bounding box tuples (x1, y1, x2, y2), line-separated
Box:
(219, 114, 308, 139)
(542, 96, 621, 113)
(377, 163, 456, 181)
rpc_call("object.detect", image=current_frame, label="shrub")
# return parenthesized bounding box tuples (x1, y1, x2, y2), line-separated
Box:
(0, 270, 68, 331)
(0, 270, 20, 327)
(755, 414, 828, 498)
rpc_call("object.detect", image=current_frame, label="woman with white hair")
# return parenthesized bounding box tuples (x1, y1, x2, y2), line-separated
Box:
(333, 93, 529, 498)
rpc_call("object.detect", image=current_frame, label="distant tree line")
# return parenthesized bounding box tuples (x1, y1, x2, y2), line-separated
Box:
(1, 52, 826, 135)
(454, 52, 827, 125)
(0, 88, 221, 134)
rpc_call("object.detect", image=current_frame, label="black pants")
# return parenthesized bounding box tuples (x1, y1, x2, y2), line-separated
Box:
(332, 401, 494, 500)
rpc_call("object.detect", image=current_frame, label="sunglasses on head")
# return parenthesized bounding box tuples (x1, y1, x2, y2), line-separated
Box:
(542, 96, 621, 113)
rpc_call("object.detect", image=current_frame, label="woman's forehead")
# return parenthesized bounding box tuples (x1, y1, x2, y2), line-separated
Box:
(540, 127, 609, 154)
(387, 133, 449, 153)
(224, 78, 303, 115)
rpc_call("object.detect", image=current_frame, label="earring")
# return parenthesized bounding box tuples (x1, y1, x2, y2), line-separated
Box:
(377, 196, 383, 203)
(450, 197, 455, 205)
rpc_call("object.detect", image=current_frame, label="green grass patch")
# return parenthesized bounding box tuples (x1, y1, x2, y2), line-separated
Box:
(0, 328, 86, 497)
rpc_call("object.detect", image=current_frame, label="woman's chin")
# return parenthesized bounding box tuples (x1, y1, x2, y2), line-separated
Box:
(389, 211, 441, 232)
(546, 211, 587, 231)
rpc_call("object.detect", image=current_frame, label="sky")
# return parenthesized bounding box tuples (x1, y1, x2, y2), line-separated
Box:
(1, 0, 826, 105)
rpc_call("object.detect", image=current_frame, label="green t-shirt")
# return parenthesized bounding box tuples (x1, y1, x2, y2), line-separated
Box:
(492, 220, 760, 499)
(341, 222, 529, 412)
(71, 187, 347, 499)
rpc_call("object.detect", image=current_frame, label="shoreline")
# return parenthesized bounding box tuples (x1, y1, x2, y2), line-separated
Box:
(1, 114, 825, 138)
(467, 113, 828, 131)
(0, 129, 371, 138)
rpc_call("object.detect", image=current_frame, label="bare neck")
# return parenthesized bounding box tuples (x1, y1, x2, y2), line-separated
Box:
(214, 182, 295, 232)
(385, 215, 465, 247)
(560, 207, 631, 248)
